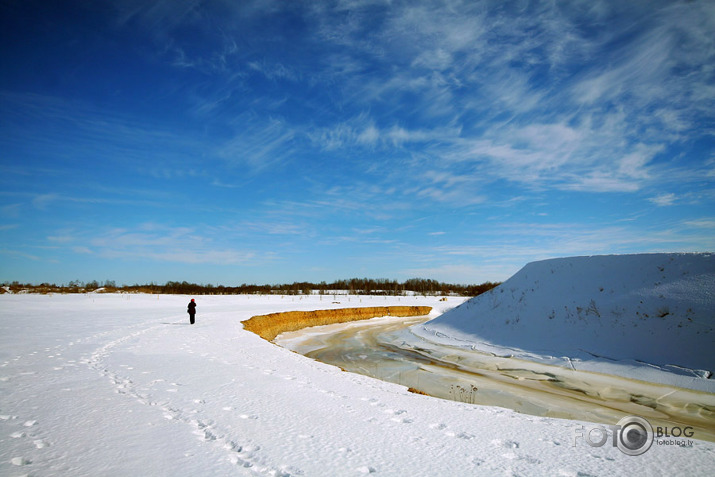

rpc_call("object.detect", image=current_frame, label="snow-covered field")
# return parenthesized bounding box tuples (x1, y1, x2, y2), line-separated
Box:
(1, 255, 714, 476)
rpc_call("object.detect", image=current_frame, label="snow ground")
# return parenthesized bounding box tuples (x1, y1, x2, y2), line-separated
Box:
(1, 292, 714, 476)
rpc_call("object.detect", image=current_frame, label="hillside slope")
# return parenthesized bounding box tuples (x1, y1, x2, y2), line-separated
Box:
(411, 253, 715, 391)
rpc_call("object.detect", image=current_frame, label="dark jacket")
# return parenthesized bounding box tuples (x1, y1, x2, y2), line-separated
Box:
(187, 301, 196, 315)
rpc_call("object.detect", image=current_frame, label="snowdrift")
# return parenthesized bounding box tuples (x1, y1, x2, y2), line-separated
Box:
(411, 253, 715, 391)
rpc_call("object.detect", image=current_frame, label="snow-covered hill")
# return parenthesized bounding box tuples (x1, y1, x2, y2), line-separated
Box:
(412, 253, 715, 391)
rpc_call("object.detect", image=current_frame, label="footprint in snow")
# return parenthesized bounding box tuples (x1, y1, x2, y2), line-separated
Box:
(191, 427, 216, 441)
(33, 439, 49, 449)
(491, 438, 519, 448)
(391, 417, 413, 424)
(224, 440, 242, 452)
(11, 456, 32, 466)
(356, 465, 377, 474)
(361, 397, 381, 406)
(228, 455, 253, 468)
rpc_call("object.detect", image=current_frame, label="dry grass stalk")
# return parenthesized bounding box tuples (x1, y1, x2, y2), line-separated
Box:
(407, 387, 429, 396)
(242, 306, 432, 341)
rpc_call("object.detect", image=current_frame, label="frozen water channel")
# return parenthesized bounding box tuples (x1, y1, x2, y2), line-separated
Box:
(276, 315, 715, 442)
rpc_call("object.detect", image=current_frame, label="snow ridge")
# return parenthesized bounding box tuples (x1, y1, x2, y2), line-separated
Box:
(412, 253, 715, 390)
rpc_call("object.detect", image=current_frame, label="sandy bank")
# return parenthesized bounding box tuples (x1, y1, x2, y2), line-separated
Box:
(242, 305, 432, 341)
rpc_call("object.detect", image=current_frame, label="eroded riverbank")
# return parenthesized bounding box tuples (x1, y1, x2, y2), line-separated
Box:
(276, 315, 715, 442)
(242, 305, 432, 341)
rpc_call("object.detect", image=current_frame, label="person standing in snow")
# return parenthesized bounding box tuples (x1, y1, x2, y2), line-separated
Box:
(187, 299, 196, 325)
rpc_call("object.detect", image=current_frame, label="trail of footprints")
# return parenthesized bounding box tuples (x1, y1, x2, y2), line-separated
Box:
(1, 340, 92, 469)
(2, 414, 50, 468)
(251, 364, 568, 475)
(353, 395, 571, 474)
(78, 327, 291, 476)
(4, 322, 582, 476)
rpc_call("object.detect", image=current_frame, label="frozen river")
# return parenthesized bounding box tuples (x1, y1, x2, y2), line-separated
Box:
(276, 315, 715, 442)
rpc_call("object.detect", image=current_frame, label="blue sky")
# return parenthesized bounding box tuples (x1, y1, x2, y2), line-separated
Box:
(1, 0, 713, 286)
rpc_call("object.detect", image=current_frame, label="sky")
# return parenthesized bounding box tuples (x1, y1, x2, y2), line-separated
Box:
(1, 0, 714, 286)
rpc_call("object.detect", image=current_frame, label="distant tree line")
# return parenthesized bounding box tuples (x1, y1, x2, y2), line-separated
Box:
(1, 278, 500, 297)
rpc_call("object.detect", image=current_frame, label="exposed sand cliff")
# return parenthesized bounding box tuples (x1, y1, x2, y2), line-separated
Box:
(242, 305, 432, 341)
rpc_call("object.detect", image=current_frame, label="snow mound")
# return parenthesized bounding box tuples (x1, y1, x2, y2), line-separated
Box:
(412, 253, 715, 391)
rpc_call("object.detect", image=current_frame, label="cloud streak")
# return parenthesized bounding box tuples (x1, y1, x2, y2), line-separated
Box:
(71, 225, 260, 266)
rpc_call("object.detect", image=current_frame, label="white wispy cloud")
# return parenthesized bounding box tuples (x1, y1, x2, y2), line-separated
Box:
(0, 203, 22, 218)
(649, 193, 677, 207)
(217, 117, 297, 173)
(238, 220, 312, 237)
(308, 115, 460, 152)
(47, 234, 75, 244)
(75, 224, 259, 265)
(683, 219, 715, 229)
(247, 61, 300, 82)
(0, 249, 42, 261)
(1, 91, 204, 178)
